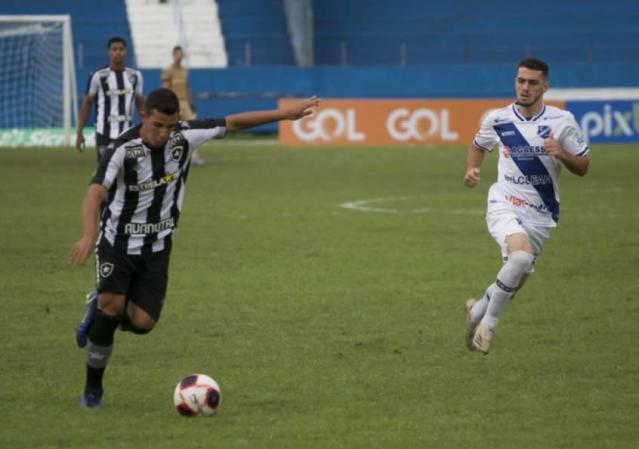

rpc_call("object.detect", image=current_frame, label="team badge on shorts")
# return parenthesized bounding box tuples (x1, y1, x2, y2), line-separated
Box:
(99, 262, 114, 278)
(537, 125, 551, 139)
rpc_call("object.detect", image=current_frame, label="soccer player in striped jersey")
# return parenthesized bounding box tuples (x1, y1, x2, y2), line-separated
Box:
(69, 88, 319, 408)
(75, 36, 145, 161)
(463, 58, 589, 354)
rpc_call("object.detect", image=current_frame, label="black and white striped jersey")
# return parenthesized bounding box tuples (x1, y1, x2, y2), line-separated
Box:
(91, 119, 226, 255)
(85, 66, 143, 139)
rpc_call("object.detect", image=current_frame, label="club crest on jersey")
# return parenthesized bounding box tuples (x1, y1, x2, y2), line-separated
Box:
(99, 262, 114, 278)
(168, 133, 187, 161)
(171, 145, 183, 161)
(537, 125, 551, 139)
(128, 73, 138, 85)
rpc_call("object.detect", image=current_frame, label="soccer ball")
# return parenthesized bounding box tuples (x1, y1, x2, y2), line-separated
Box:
(173, 373, 222, 417)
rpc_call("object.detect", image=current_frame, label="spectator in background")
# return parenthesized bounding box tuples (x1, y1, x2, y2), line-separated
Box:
(76, 36, 144, 161)
(162, 45, 205, 166)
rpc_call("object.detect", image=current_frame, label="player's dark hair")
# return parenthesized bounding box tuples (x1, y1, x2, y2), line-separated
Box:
(107, 36, 127, 48)
(145, 88, 180, 115)
(517, 58, 549, 78)
(173, 45, 183, 52)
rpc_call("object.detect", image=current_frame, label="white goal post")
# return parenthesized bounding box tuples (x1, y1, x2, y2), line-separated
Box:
(0, 15, 78, 146)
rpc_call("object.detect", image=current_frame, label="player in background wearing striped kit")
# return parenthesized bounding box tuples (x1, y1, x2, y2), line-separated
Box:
(76, 36, 144, 161)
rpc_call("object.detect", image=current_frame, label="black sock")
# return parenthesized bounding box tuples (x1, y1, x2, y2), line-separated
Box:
(86, 365, 105, 393)
(85, 310, 119, 392)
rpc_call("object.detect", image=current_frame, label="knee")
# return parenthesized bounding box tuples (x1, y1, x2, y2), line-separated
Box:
(508, 250, 535, 273)
(130, 315, 156, 332)
(128, 306, 157, 333)
(129, 324, 153, 335)
(98, 293, 126, 316)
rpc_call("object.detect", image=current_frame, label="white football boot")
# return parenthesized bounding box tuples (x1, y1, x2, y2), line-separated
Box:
(472, 323, 495, 354)
(465, 298, 479, 351)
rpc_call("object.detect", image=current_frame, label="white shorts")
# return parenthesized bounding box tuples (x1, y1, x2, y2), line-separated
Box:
(486, 207, 550, 265)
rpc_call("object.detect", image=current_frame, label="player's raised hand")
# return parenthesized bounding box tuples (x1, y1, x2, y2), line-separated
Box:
(76, 133, 85, 152)
(544, 132, 564, 158)
(226, 98, 321, 132)
(464, 167, 481, 188)
(281, 96, 320, 121)
(69, 237, 94, 266)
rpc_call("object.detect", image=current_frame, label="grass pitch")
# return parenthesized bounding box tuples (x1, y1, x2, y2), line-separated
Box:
(0, 142, 638, 449)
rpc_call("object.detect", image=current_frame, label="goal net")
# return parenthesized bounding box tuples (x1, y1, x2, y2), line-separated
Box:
(0, 15, 78, 146)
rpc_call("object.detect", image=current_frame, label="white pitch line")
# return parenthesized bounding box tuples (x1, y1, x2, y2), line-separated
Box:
(340, 197, 404, 214)
(340, 196, 484, 215)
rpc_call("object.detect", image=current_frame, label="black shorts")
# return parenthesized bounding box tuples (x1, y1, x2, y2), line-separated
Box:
(95, 243, 171, 321)
(95, 133, 113, 163)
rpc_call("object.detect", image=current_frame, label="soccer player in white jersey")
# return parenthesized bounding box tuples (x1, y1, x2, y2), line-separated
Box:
(76, 36, 145, 161)
(69, 88, 319, 407)
(463, 58, 589, 354)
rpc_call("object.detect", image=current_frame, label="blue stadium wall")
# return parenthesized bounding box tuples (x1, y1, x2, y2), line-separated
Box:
(77, 63, 639, 132)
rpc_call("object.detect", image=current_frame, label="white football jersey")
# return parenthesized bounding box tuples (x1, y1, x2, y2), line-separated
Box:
(473, 103, 589, 227)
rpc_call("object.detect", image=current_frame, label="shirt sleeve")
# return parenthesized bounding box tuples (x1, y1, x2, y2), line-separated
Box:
(182, 118, 227, 148)
(557, 113, 589, 156)
(91, 144, 125, 189)
(473, 109, 499, 152)
(135, 70, 144, 96)
(86, 72, 100, 96)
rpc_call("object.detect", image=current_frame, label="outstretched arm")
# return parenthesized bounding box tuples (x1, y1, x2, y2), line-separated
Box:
(464, 144, 486, 188)
(69, 183, 107, 266)
(225, 97, 320, 132)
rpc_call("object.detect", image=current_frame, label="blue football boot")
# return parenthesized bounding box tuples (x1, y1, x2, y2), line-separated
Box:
(80, 388, 103, 409)
(75, 291, 98, 348)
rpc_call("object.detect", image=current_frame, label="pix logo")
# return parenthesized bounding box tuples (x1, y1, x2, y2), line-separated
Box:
(580, 102, 639, 139)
